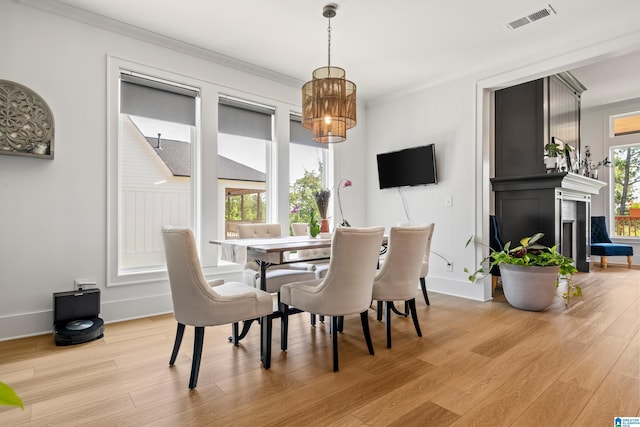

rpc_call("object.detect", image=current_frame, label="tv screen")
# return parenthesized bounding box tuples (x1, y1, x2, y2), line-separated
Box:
(376, 144, 437, 189)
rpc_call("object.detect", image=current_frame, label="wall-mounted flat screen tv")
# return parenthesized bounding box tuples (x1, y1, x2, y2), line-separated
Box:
(376, 144, 438, 189)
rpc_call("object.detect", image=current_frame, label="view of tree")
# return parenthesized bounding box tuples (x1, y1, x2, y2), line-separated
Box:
(225, 193, 265, 221)
(613, 146, 640, 215)
(289, 168, 323, 232)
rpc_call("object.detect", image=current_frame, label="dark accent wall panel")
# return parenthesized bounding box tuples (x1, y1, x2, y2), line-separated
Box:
(494, 79, 545, 178)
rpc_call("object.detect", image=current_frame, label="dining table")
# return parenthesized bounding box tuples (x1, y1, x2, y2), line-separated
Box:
(210, 234, 388, 342)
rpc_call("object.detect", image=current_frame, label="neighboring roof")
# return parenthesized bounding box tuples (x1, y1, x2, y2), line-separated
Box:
(144, 136, 265, 182)
(217, 155, 265, 182)
(145, 136, 190, 177)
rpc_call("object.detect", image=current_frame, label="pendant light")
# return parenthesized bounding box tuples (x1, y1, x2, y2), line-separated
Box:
(302, 4, 356, 143)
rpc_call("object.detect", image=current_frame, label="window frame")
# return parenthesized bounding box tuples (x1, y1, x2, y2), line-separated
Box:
(607, 111, 640, 241)
(107, 57, 210, 286)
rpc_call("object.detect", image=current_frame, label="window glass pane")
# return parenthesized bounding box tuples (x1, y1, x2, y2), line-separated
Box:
(218, 133, 268, 239)
(289, 137, 326, 231)
(611, 144, 640, 237)
(119, 114, 193, 270)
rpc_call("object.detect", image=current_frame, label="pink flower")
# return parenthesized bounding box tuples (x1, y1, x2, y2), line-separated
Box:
(343, 179, 352, 188)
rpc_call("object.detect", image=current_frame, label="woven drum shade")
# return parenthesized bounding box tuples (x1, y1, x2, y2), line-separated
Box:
(302, 66, 356, 143)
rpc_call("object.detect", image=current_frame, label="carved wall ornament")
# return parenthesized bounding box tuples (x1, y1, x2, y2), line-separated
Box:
(0, 80, 55, 159)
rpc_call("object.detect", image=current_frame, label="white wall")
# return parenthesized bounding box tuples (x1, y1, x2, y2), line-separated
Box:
(0, 2, 368, 340)
(365, 78, 486, 301)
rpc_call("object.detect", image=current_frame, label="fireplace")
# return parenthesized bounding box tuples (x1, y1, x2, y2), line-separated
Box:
(491, 172, 606, 272)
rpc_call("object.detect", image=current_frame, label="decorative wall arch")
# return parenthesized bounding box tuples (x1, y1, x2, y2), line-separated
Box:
(0, 80, 54, 159)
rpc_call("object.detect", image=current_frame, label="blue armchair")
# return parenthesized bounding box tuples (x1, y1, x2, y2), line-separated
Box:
(591, 216, 633, 268)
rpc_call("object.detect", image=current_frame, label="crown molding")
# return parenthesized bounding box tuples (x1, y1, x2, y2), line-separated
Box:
(18, 0, 304, 89)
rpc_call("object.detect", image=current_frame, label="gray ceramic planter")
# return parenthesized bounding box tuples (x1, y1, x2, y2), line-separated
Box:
(499, 264, 559, 311)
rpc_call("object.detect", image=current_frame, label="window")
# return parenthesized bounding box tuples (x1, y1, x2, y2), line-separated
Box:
(117, 72, 199, 273)
(610, 112, 640, 238)
(217, 96, 274, 239)
(288, 115, 330, 230)
(108, 58, 305, 285)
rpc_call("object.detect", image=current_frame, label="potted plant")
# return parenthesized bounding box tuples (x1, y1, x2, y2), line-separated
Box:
(630, 202, 640, 217)
(465, 233, 580, 311)
(544, 141, 563, 172)
(313, 189, 331, 232)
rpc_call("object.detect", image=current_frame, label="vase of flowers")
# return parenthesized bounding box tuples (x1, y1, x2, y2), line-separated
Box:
(314, 189, 331, 232)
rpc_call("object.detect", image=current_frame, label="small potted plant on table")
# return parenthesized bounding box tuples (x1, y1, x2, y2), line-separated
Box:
(466, 233, 580, 311)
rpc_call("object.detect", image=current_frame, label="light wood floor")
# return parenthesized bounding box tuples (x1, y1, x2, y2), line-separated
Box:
(1, 265, 638, 426)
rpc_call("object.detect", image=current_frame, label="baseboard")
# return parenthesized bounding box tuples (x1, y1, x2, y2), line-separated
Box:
(0, 294, 175, 342)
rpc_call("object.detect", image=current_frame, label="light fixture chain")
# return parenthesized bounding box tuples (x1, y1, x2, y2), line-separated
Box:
(327, 18, 331, 68)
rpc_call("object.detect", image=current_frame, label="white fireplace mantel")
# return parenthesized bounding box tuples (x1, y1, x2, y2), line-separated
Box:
(560, 172, 607, 195)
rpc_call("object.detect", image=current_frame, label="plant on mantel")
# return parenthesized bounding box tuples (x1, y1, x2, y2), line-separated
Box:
(465, 233, 581, 307)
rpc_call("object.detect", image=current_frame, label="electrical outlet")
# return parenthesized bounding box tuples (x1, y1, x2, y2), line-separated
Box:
(446, 262, 453, 272)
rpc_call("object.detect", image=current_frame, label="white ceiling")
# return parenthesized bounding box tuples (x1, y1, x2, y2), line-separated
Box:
(48, 0, 640, 106)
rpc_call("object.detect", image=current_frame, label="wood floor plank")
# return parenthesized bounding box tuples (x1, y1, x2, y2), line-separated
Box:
(573, 371, 640, 426)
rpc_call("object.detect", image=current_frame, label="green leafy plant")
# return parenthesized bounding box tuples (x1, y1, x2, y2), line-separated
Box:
(0, 381, 23, 410)
(630, 202, 640, 209)
(309, 210, 320, 238)
(544, 142, 563, 158)
(465, 233, 581, 306)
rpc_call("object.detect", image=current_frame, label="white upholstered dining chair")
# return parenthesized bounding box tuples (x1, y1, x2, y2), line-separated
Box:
(279, 226, 385, 372)
(291, 222, 331, 279)
(419, 223, 436, 305)
(162, 226, 274, 389)
(372, 226, 430, 348)
(237, 223, 316, 293)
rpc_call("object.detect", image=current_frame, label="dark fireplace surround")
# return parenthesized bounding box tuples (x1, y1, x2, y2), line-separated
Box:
(491, 172, 606, 272)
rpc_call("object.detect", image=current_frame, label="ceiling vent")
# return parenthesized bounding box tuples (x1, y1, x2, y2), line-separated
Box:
(507, 4, 556, 30)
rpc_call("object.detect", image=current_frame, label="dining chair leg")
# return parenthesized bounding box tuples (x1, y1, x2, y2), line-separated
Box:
(408, 298, 422, 337)
(280, 302, 289, 352)
(337, 315, 344, 333)
(189, 326, 205, 389)
(385, 301, 392, 348)
(360, 311, 375, 355)
(389, 301, 408, 317)
(310, 313, 316, 326)
(331, 316, 339, 372)
(231, 322, 239, 346)
(377, 300, 383, 321)
(261, 314, 273, 369)
(319, 315, 325, 323)
(420, 277, 430, 306)
(169, 323, 185, 366)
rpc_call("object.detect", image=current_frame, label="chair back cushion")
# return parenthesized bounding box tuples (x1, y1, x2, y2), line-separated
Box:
(286, 227, 384, 316)
(292, 223, 332, 260)
(291, 222, 309, 236)
(419, 223, 435, 278)
(161, 226, 220, 325)
(591, 216, 613, 244)
(375, 226, 431, 301)
(238, 223, 282, 238)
